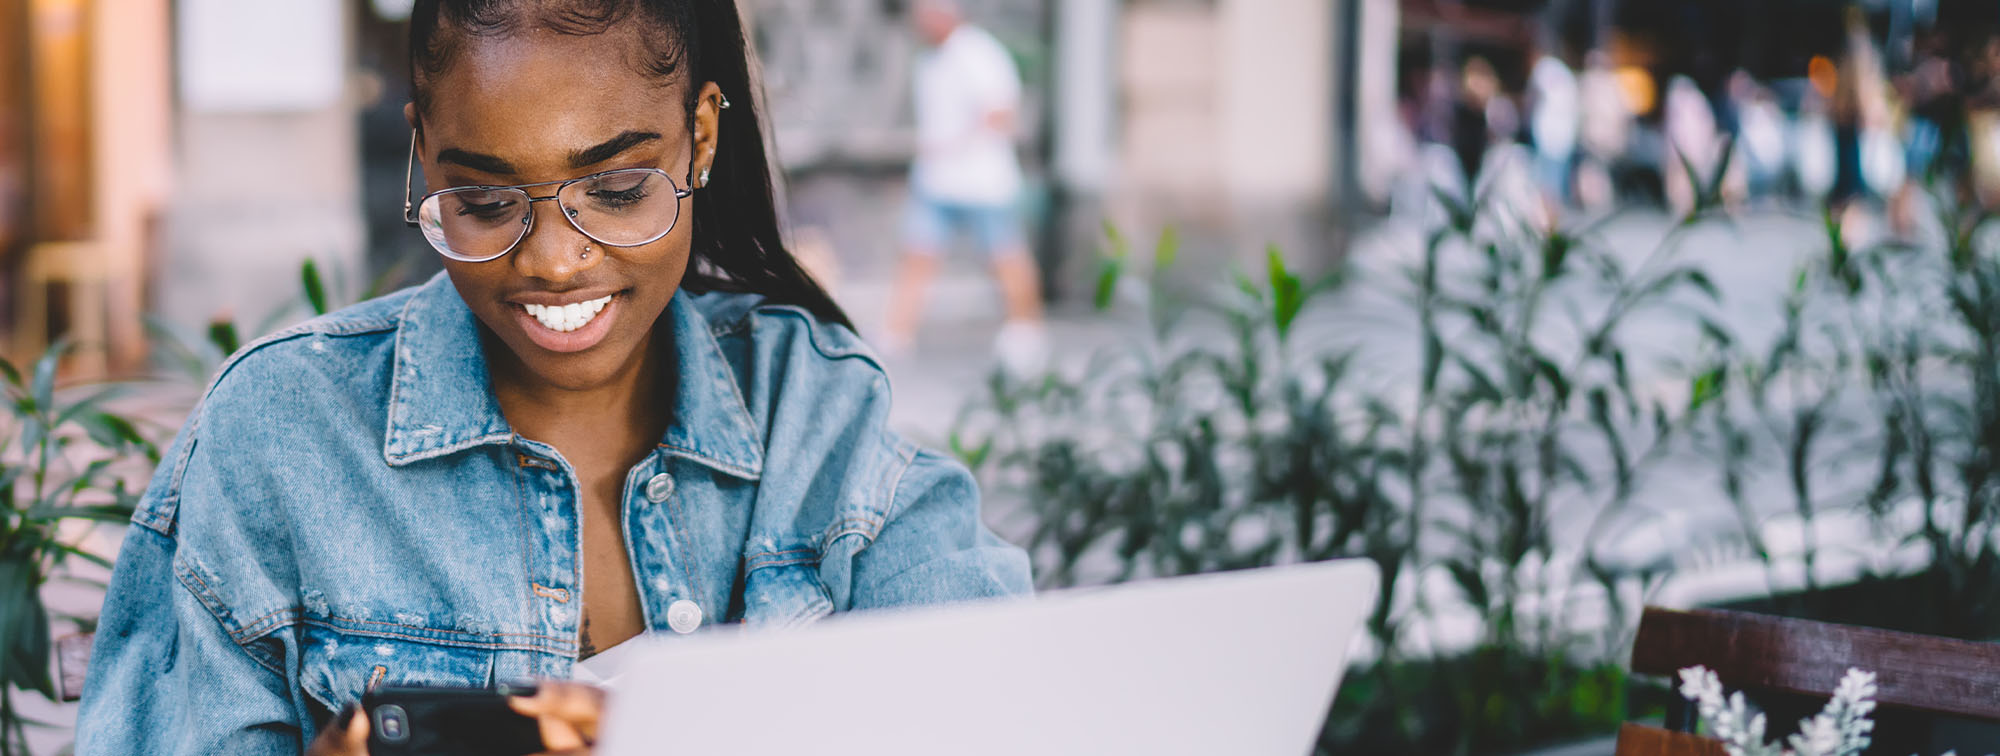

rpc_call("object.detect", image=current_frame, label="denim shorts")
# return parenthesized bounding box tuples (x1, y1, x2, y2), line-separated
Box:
(903, 193, 1025, 256)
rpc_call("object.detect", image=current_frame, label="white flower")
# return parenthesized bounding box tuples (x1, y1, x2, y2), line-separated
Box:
(1675, 665, 1877, 756)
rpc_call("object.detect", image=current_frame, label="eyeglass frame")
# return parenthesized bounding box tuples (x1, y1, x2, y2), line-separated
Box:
(401, 129, 698, 262)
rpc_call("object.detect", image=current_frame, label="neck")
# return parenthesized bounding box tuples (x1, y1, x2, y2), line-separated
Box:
(487, 325, 675, 452)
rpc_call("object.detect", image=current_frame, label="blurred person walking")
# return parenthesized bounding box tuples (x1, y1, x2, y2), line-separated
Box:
(1576, 50, 1634, 211)
(1450, 57, 1515, 191)
(1728, 71, 1788, 204)
(882, 0, 1045, 372)
(1961, 34, 2000, 210)
(1528, 47, 1580, 216)
(1662, 75, 1720, 216)
(1826, 6, 1901, 239)
(1890, 33, 1958, 234)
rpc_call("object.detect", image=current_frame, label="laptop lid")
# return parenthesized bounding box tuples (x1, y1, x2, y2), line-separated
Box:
(599, 559, 1380, 756)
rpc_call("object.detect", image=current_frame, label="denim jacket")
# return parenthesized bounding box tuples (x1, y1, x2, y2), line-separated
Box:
(74, 272, 1032, 753)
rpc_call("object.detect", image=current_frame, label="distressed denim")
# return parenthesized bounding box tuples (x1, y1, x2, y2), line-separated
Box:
(75, 272, 1032, 754)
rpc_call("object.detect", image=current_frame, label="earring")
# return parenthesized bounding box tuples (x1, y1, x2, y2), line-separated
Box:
(699, 167, 711, 187)
(719, 94, 733, 110)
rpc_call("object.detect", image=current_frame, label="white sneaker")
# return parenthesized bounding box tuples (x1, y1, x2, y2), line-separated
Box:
(992, 321, 1049, 377)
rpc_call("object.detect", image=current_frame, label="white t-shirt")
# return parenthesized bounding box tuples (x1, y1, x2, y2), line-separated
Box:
(911, 24, 1024, 206)
(1529, 55, 1579, 160)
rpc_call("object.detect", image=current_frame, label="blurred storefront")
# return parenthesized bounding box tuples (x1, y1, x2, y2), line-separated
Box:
(1, 0, 172, 376)
(3, 0, 1411, 377)
(1, 0, 366, 379)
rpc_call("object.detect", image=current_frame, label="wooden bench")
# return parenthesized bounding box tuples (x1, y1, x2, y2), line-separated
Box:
(1616, 607, 2000, 756)
(57, 632, 91, 702)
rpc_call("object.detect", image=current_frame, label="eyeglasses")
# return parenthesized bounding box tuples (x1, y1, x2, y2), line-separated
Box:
(401, 130, 696, 262)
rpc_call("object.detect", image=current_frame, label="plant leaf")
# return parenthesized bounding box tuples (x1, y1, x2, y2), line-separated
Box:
(1093, 256, 1124, 313)
(1267, 245, 1304, 340)
(207, 319, 242, 357)
(301, 258, 330, 316)
(1690, 366, 1727, 413)
(29, 339, 68, 414)
(1153, 226, 1180, 272)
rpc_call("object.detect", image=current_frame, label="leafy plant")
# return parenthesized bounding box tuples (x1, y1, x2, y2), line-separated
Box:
(146, 257, 412, 385)
(1688, 181, 2000, 640)
(953, 185, 1725, 751)
(1677, 665, 1877, 756)
(0, 256, 412, 754)
(0, 343, 156, 754)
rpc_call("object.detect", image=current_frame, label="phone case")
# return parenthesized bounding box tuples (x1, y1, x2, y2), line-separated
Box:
(361, 685, 546, 756)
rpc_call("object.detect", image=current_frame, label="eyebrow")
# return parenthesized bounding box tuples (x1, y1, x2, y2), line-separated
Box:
(436, 148, 518, 175)
(567, 131, 663, 169)
(435, 131, 665, 177)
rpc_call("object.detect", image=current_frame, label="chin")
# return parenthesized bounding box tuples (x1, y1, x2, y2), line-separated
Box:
(482, 293, 671, 392)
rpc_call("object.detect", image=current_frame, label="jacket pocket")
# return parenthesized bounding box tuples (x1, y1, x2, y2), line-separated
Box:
(298, 625, 498, 714)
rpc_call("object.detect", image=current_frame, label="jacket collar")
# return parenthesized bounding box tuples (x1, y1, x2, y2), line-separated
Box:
(382, 273, 765, 478)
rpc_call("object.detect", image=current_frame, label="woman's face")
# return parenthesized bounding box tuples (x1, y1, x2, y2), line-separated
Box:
(410, 29, 721, 392)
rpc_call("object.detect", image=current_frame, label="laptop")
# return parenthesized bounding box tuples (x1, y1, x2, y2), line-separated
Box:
(598, 559, 1380, 756)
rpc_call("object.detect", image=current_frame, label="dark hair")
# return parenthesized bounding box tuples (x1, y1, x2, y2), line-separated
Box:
(408, 0, 852, 330)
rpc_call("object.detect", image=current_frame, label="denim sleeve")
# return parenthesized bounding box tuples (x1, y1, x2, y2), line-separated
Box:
(846, 450, 1032, 609)
(75, 382, 307, 754)
(74, 525, 302, 755)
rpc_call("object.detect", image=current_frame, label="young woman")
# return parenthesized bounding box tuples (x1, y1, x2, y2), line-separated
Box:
(75, 1, 1031, 752)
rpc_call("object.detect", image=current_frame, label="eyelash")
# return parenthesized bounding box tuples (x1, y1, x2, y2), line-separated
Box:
(588, 186, 650, 206)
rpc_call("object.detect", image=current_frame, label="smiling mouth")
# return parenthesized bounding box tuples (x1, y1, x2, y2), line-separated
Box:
(521, 295, 614, 333)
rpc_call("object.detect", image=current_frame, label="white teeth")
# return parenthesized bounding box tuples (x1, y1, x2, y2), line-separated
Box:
(522, 295, 614, 333)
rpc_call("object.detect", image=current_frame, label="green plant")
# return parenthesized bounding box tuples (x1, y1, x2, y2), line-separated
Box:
(0, 342, 155, 754)
(953, 193, 1725, 752)
(1691, 183, 2000, 641)
(1392, 185, 1721, 752)
(147, 257, 412, 384)
(0, 255, 413, 754)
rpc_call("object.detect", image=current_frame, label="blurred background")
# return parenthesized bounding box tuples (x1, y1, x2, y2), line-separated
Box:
(0, 0, 1988, 425)
(12, 0, 2000, 753)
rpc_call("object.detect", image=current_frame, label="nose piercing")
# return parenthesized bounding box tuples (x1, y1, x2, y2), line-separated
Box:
(580, 244, 592, 259)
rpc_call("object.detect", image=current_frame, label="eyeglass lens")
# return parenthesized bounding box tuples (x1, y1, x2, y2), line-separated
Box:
(416, 170, 680, 261)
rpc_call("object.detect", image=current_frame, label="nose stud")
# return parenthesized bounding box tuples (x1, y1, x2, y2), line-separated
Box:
(580, 244, 592, 260)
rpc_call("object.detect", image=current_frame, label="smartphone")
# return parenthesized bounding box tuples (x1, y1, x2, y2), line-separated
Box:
(360, 684, 546, 756)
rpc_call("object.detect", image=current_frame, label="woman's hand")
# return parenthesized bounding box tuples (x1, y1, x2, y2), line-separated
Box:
(304, 705, 369, 756)
(511, 680, 607, 755)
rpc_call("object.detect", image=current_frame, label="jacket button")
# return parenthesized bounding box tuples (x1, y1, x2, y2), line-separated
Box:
(644, 473, 676, 503)
(667, 600, 703, 634)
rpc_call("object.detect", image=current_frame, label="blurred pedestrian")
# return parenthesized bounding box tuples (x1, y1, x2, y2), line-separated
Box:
(882, 0, 1045, 373)
(1890, 32, 1957, 235)
(1662, 76, 1719, 216)
(1576, 50, 1634, 211)
(1728, 70, 1787, 204)
(1961, 34, 2000, 209)
(1528, 47, 1579, 217)
(1451, 57, 1512, 190)
(1795, 88, 1840, 202)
